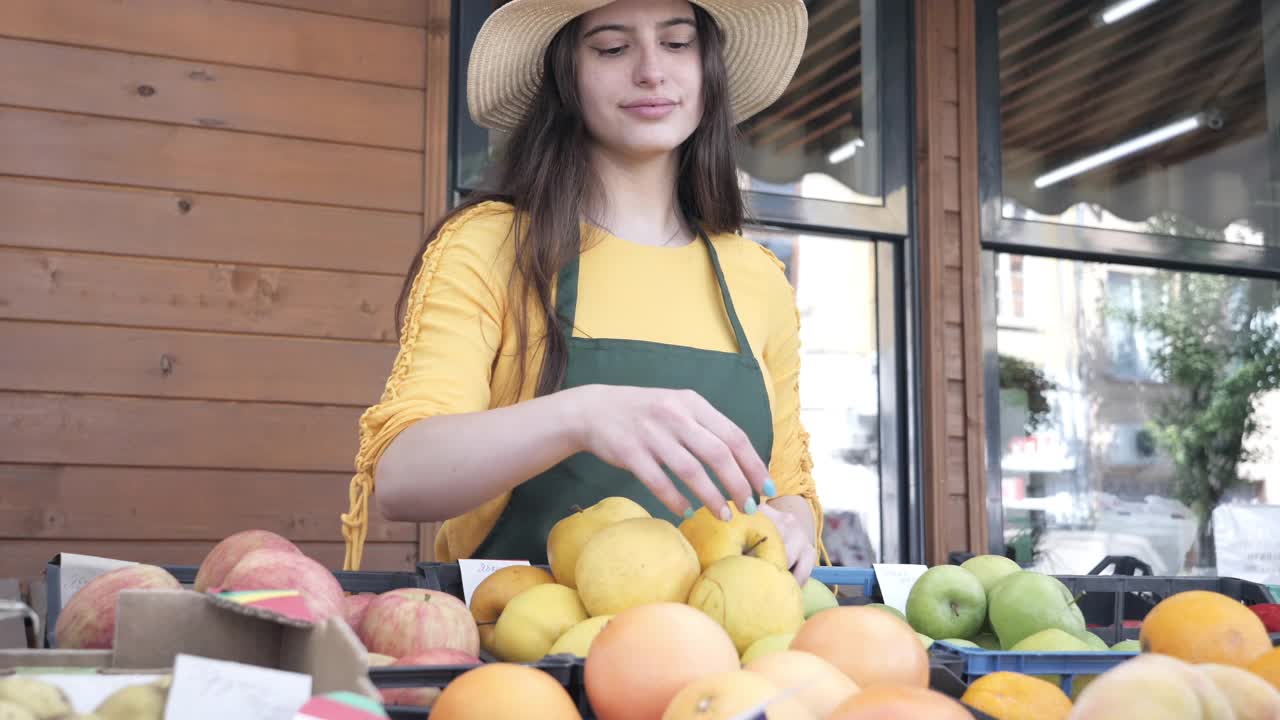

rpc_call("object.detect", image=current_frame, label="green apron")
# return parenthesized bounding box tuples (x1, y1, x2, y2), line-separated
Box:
(471, 227, 775, 563)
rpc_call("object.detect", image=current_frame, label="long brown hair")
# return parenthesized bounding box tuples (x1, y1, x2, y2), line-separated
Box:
(396, 4, 744, 399)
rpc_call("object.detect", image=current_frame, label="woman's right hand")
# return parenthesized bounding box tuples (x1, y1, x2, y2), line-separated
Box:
(563, 384, 774, 521)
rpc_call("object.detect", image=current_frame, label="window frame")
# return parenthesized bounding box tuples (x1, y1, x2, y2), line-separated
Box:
(976, 0, 1280, 283)
(977, 0, 1280, 555)
(445, 0, 924, 564)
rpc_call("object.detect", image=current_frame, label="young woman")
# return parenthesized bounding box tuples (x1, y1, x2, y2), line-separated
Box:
(341, 0, 826, 584)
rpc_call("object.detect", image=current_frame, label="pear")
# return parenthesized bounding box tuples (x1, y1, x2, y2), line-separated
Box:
(95, 682, 167, 720)
(0, 678, 71, 719)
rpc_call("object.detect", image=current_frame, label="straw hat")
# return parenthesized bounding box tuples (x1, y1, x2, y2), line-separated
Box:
(467, 0, 809, 133)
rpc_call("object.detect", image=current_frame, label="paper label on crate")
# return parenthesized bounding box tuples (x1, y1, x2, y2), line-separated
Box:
(165, 653, 312, 720)
(59, 553, 139, 609)
(458, 559, 531, 606)
(872, 563, 929, 615)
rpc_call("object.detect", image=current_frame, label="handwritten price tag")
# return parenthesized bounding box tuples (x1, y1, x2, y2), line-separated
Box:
(458, 559, 531, 607)
(59, 554, 139, 609)
(872, 563, 929, 616)
(165, 654, 312, 720)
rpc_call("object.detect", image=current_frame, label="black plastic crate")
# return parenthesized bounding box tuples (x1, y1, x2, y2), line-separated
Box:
(44, 558, 426, 647)
(372, 654, 577, 719)
(1055, 573, 1276, 645)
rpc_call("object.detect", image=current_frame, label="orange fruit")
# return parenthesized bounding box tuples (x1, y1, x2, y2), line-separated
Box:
(790, 606, 928, 690)
(585, 602, 740, 720)
(829, 685, 971, 720)
(1139, 590, 1272, 666)
(1250, 647, 1280, 692)
(960, 671, 1073, 720)
(429, 663, 579, 719)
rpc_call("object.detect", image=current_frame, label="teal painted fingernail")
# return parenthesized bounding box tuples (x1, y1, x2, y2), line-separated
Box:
(744, 498, 757, 514)
(763, 479, 776, 497)
(683, 507, 695, 520)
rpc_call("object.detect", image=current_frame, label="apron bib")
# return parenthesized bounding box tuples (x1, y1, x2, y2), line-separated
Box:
(471, 228, 775, 562)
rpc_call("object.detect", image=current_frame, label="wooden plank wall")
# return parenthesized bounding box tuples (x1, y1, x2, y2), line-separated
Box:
(0, 0, 453, 578)
(915, 0, 988, 563)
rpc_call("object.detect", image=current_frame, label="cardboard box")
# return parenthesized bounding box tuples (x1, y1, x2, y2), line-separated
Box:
(0, 589, 379, 703)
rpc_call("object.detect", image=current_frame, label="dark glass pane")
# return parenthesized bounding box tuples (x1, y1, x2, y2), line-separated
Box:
(737, 0, 882, 205)
(998, 0, 1279, 247)
(994, 253, 1280, 576)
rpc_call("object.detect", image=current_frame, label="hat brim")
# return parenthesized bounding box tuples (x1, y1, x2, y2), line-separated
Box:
(466, 0, 809, 133)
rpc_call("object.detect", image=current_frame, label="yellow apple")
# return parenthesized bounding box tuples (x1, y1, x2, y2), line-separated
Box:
(492, 583, 588, 663)
(575, 517, 701, 617)
(740, 631, 796, 665)
(546, 615, 613, 659)
(686, 555, 805, 655)
(678, 503, 789, 572)
(546, 496, 650, 589)
(469, 564, 555, 657)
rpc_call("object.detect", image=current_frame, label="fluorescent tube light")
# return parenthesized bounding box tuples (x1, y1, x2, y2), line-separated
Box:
(1033, 112, 1211, 189)
(827, 138, 865, 165)
(1098, 0, 1162, 24)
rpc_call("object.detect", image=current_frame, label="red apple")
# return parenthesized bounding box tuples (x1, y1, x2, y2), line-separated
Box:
(221, 548, 344, 622)
(194, 530, 301, 593)
(344, 592, 376, 630)
(358, 589, 480, 659)
(55, 564, 181, 649)
(379, 649, 481, 707)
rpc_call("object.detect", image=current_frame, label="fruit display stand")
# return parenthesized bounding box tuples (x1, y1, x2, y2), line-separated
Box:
(42, 555, 428, 649)
(407, 562, 999, 720)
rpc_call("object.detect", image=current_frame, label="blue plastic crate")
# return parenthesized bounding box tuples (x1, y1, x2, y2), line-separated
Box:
(810, 565, 878, 598)
(933, 639, 1138, 696)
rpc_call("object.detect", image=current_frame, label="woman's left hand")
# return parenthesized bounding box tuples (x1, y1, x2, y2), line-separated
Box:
(760, 501, 817, 585)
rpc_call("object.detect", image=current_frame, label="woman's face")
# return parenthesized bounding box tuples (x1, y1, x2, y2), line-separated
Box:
(575, 0, 705, 161)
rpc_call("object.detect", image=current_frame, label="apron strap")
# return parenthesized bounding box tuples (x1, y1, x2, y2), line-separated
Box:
(553, 223, 756, 361)
(698, 227, 755, 361)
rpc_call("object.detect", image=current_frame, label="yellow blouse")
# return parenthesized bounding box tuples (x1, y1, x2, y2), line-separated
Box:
(341, 201, 824, 569)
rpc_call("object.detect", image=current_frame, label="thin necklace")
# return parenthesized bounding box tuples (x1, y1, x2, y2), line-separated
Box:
(589, 214, 685, 246)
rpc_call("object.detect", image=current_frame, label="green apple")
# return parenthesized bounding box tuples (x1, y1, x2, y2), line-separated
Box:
(960, 555, 1023, 595)
(865, 603, 907, 622)
(938, 638, 980, 649)
(917, 633, 934, 649)
(800, 577, 839, 618)
(1111, 639, 1141, 652)
(905, 565, 987, 640)
(971, 632, 1001, 650)
(1074, 631, 1108, 651)
(987, 571, 1086, 649)
(1010, 629, 1093, 694)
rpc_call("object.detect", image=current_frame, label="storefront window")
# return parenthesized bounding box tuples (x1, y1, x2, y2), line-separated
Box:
(993, 253, 1280, 576)
(737, 0, 882, 206)
(743, 228, 883, 564)
(998, 0, 1277, 248)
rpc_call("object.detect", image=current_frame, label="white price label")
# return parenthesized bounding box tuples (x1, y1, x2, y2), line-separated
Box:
(872, 563, 929, 616)
(59, 553, 138, 609)
(458, 559, 531, 607)
(164, 654, 312, 720)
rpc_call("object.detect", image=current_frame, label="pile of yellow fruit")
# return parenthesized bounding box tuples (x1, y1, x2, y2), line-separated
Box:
(472, 496, 812, 666)
(452, 496, 976, 719)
